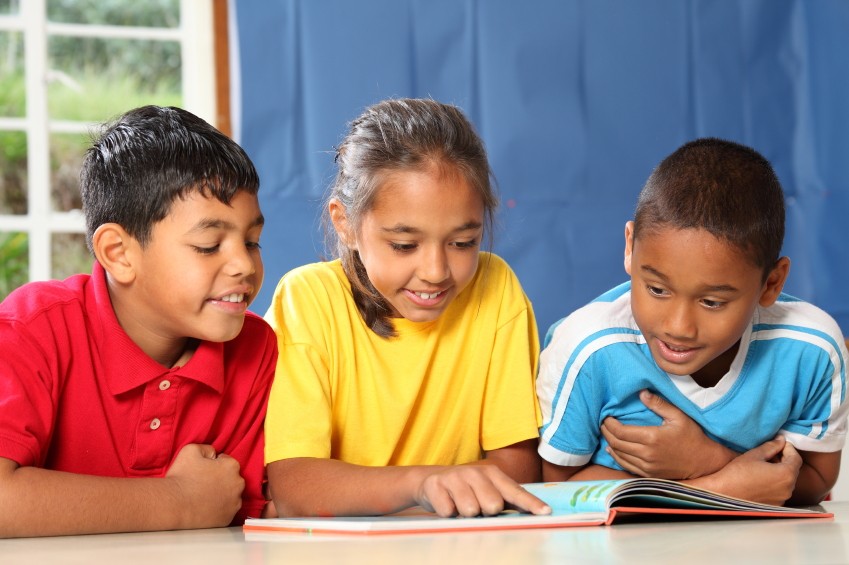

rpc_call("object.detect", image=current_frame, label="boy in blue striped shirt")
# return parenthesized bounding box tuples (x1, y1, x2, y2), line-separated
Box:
(537, 138, 848, 506)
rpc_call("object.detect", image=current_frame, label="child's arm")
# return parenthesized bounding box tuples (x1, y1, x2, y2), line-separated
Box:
(602, 390, 840, 504)
(601, 390, 737, 479)
(267, 450, 551, 519)
(543, 437, 803, 506)
(681, 437, 801, 506)
(483, 438, 542, 483)
(786, 449, 840, 505)
(0, 444, 244, 537)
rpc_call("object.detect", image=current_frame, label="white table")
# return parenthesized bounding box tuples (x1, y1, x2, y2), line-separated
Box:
(2, 502, 847, 564)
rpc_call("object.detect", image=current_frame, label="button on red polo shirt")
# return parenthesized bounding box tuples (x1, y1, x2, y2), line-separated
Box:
(0, 262, 277, 524)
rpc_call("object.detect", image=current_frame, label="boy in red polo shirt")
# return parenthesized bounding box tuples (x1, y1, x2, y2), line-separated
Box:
(0, 106, 277, 537)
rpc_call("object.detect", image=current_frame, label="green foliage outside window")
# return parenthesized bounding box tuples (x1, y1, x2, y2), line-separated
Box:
(0, 0, 183, 299)
(0, 232, 27, 298)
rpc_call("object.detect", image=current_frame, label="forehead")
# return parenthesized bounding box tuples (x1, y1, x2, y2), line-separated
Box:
(367, 166, 484, 222)
(160, 190, 261, 230)
(633, 227, 762, 283)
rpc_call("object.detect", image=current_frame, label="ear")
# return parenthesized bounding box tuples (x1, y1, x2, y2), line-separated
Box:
(759, 257, 791, 307)
(91, 223, 139, 285)
(329, 198, 356, 250)
(623, 221, 635, 276)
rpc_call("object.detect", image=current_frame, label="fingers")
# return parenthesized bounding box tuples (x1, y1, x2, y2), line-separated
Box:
(601, 419, 653, 469)
(604, 444, 650, 477)
(747, 436, 787, 461)
(639, 390, 684, 422)
(779, 440, 802, 470)
(181, 443, 218, 460)
(420, 466, 551, 518)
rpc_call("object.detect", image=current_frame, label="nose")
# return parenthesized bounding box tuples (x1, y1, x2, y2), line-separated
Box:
(663, 299, 697, 340)
(418, 244, 450, 284)
(225, 243, 257, 278)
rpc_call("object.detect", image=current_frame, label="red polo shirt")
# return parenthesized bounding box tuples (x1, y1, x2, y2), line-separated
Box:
(0, 262, 277, 524)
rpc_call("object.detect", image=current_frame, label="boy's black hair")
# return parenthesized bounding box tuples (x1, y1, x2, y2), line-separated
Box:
(80, 105, 259, 252)
(634, 137, 785, 277)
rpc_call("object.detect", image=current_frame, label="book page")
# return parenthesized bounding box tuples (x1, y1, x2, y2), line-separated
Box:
(523, 480, 630, 514)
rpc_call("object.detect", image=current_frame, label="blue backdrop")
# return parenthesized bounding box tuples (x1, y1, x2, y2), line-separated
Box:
(234, 0, 849, 338)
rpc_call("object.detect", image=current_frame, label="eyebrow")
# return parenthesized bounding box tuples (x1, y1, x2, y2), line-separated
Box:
(188, 214, 265, 234)
(381, 220, 483, 234)
(640, 265, 739, 293)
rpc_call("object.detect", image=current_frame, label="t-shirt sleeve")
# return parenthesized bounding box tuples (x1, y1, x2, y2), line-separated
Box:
(0, 317, 58, 467)
(479, 265, 541, 452)
(263, 273, 334, 464)
(536, 314, 602, 467)
(780, 335, 849, 452)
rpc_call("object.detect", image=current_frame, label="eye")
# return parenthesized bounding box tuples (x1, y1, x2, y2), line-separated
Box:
(192, 245, 220, 255)
(389, 242, 417, 253)
(451, 239, 480, 250)
(246, 241, 262, 251)
(701, 298, 726, 310)
(646, 285, 667, 298)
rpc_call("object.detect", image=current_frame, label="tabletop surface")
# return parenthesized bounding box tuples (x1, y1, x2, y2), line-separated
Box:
(2, 501, 847, 564)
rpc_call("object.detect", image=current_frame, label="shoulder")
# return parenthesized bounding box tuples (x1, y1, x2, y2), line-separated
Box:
(452, 252, 532, 325)
(538, 283, 639, 381)
(754, 293, 847, 359)
(265, 260, 360, 340)
(543, 282, 636, 349)
(477, 252, 517, 282)
(756, 294, 846, 345)
(269, 260, 349, 301)
(467, 252, 525, 303)
(0, 274, 90, 324)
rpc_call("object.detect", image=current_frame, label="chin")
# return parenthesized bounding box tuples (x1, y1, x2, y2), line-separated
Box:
(403, 311, 442, 323)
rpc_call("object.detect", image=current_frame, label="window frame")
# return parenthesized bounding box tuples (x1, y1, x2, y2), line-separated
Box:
(0, 0, 223, 284)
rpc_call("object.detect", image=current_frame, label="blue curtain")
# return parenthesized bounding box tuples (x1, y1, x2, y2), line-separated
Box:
(235, 0, 849, 338)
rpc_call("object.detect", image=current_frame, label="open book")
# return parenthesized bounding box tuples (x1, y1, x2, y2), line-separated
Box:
(242, 478, 831, 536)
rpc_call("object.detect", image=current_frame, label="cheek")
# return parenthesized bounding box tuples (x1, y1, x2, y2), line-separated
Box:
(453, 255, 479, 286)
(629, 292, 652, 327)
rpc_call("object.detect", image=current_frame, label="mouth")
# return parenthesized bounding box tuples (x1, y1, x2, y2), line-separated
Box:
(216, 293, 246, 303)
(656, 339, 700, 364)
(405, 288, 448, 306)
(413, 290, 444, 300)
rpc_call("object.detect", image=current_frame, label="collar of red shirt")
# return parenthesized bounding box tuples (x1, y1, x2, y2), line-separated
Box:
(89, 262, 227, 396)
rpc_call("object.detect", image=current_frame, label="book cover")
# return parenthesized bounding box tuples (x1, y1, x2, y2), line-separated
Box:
(243, 478, 831, 536)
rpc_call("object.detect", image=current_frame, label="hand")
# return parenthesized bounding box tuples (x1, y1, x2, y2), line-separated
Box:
(707, 437, 802, 506)
(602, 390, 736, 480)
(165, 443, 245, 528)
(415, 465, 551, 518)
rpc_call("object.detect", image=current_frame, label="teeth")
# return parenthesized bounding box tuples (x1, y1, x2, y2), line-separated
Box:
(415, 291, 440, 299)
(219, 293, 244, 303)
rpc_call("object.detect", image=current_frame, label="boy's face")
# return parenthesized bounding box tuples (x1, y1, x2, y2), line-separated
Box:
(336, 165, 484, 323)
(126, 189, 264, 347)
(624, 222, 786, 386)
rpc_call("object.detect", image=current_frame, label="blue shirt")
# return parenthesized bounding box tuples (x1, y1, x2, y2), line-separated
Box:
(537, 282, 849, 469)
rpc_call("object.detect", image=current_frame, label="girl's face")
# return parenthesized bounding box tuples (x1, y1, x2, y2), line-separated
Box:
(338, 164, 485, 323)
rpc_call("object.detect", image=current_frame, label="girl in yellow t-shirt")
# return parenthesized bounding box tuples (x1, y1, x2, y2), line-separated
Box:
(264, 98, 550, 518)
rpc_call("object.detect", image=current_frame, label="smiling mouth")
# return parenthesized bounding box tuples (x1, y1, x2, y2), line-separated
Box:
(413, 290, 444, 300)
(663, 341, 694, 353)
(215, 293, 245, 303)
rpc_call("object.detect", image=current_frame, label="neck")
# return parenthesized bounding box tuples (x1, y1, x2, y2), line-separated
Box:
(691, 340, 741, 388)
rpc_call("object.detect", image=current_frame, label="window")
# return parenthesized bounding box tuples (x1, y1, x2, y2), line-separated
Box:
(0, 0, 221, 298)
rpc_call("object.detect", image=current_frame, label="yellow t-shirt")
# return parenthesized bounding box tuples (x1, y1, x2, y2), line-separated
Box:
(263, 252, 541, 466)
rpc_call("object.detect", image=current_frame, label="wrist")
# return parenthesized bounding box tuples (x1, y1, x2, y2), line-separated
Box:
(708, 444, 738, 475)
